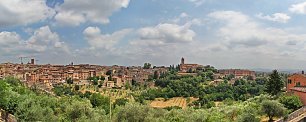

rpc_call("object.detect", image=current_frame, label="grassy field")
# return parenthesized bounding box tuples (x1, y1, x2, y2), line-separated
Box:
(79, 84, 133, 102)
(78, 84, 200, 108)
(150, 97, 198, 109)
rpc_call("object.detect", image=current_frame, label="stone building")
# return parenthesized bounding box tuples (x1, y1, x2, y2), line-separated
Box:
(218, 69, 256, 79)
(287, 73, 306, 105)
(179, 57, 203, 73)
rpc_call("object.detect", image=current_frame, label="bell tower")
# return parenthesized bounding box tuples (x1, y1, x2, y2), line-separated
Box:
(181, 57, 185, 65)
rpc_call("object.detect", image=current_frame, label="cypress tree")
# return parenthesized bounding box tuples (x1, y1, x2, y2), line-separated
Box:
(266, 70, 283, 95)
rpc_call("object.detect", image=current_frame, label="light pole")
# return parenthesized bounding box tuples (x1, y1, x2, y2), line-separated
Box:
(109, 89, 112, 121)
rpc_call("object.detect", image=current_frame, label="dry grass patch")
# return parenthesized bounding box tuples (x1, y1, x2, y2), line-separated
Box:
(150, 97, 198, 109)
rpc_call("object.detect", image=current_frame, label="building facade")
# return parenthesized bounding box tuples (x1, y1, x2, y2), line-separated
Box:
(218, 69, 256, 79)
(287, 73, 306, 105)
(179, 57, 203, 73)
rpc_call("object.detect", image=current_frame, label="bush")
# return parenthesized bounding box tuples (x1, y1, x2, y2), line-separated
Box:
(238, 112, 260, 122)
(279, 95, 302, 112)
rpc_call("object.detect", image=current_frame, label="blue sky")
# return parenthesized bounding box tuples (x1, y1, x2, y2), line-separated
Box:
(1, 0, 306, 69)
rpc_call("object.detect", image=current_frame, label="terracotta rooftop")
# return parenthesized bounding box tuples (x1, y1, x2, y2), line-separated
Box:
(290, 73, 306, 77)
(290, 87, 306, 93)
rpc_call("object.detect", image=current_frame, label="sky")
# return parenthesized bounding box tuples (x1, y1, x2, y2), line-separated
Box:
(1, 0, 306, 69)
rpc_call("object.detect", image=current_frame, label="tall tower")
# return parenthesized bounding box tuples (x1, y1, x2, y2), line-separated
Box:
(31, 59, 35, 64)
(181, 57, 185, 65)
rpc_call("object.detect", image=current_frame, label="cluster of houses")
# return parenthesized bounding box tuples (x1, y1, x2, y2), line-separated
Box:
(0, 61, 168, 90)
(0, 57, 259, 91)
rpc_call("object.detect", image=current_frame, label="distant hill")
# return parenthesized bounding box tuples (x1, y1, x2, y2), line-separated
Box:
(252, 68, 304, 74)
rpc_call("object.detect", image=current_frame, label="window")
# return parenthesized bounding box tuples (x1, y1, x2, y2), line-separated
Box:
(288, 79, 292, 84)
(296, 82, 301, 86)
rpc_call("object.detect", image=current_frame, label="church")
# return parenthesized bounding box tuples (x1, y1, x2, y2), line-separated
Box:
(179, 57, 203, 73)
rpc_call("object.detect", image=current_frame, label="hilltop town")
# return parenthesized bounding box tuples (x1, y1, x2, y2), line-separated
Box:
(0, 58, 256, 91)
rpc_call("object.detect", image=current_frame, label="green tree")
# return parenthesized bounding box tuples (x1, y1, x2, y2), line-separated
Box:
(93, 78, 98, 85)
(238, 112, 260, 122)
(131, 79, 138, 86)
(0, 78, 110, 122)
(115, 103, 151, 122)
(266, 70, 283, 95)
(238, 107, 260, 122)
(106, 70, 112, 76)
(147, 75, 154, 81)
(113, 98, 128, 107)
(74, 85, 80, 91)
(5, 77, 22, 87)
(187, 68, 193, 73)
(89, 93, 110, 113)
(67, 78, 73, 84)
(53, 86, 74, 96)
(261, 100, 286, 122)
(279, 95, 302, 112)
(100, 76, 105, 80)
(0, 80, 9, 109)
(58, 96, 107, 122)
(16, 95, 57, 121)
(143, 63, 152, 69)
(205, 71, 214, 80)
(81, 91, 92, 98)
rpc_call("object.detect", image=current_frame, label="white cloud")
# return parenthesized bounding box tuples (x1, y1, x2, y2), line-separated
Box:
(173, 12, 191, 23)
(54, 11, 86, 26)
(209, 11, 303, 48)
(289, 2, 306, 14)
(0, 32, 23, 55)
(256, 13, 291, 23)
(188, 0, 205, 6)
(205, 10, 306, 68)
(180, 12, 189, 18)
(0, 26, 69, 56)
(208, 11, 305, 47)
(208, 11, 260, 46)
(55, 0, 130, 26)
(131, 23, 196, 46)
(27, 26, 69, 53)
(124, 22, 197, 63)
(83, 26, 132, 50)
(80, 21, 197, 65)
(0, 0, 55, 27)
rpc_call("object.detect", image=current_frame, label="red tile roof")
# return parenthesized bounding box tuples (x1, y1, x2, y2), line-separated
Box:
(290, 87, 306, 93)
